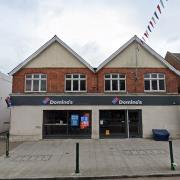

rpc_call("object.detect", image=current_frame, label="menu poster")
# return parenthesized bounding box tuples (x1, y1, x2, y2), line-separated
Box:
(80, 115, 89, 129)
(71, 115, 79, 126)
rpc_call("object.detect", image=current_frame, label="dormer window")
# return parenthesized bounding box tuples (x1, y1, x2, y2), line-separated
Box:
(65, 74, 86, 92)
(25, 74, 47, 92)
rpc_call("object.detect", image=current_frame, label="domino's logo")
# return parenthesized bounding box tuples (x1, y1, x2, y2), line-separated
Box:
(112, 97, 120, 104)
(42, 97, 50, 105)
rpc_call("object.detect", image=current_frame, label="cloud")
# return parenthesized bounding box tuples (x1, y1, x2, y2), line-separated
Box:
(0, 0, 180, 73)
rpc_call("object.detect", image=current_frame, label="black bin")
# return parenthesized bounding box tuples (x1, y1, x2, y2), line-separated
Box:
(152, 129, 170, 141)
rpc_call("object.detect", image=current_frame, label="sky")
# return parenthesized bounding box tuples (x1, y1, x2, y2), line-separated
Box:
(0, 0, 180, 74)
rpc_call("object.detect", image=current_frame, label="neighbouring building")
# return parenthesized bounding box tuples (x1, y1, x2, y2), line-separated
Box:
(9, 35, 180, 141)
(165, 52, 180, 93)
(0, 71, 12, 133)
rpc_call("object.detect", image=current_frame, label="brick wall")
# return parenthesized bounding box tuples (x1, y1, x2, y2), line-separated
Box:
(12, 68, 97, 93)
(12, 67, 178, 94)
(97, 68, 178, 93)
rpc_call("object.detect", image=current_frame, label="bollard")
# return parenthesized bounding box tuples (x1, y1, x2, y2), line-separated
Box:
(169, 140, 175, 170)
(6, 132, 9, 158)
(75, 142, 80, 174)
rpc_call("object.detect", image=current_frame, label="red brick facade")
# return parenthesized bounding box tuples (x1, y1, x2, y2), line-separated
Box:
(12, 67, 179, 94)
(97, 68, 178, 93)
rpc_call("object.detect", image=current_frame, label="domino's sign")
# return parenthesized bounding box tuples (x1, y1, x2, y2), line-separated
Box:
(112, 97, 143, 105)
(42, 97, 74, 105)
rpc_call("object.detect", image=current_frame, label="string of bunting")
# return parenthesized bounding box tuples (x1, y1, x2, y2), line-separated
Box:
(142, 0, 168, 42)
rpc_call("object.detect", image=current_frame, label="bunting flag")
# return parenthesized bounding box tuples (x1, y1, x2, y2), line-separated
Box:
(146, 30, 149, 36)
(160, 0, 165, 8)
(154, 11, 159, 19)
(148, 25, 151, 32)
(144, 33, 148, 38)
(157, 4, 161, 14)
(144, 32, 148, 38)
(149, 21, 154, 28)
(142, 37, 146, 42)
(152, 17, 156, 24)
(142, 0, 168, 42)
(140, 39, 144, 44)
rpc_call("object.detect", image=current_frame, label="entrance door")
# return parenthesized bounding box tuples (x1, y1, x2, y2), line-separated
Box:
(128, 110, 142, 138)
(99, 110, 126, 138)
(99, 110, 142, 138)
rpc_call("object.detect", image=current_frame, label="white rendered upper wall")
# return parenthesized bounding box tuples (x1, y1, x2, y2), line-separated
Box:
(105, 42, 166, 68)
(26, 42, 86, 68)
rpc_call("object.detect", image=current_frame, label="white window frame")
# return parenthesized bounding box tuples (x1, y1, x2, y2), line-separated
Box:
(25, 74, 47, 92)
(65, 74, 87, 92)
(144, 73, 166, 92)
(104, 73, 126, 92)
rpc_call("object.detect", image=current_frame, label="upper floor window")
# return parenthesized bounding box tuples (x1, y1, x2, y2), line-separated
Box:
(65, 74, 86, 92)
(144, 73, 165, 92)
(25, 74, 47, 92)
(104, 74, 126, 92)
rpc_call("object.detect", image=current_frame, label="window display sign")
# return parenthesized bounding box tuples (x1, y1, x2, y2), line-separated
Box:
(71, 115, 79, 126)
(80, 114, 89, 129)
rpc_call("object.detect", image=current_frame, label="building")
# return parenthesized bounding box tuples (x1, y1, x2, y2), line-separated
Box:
(165, 52, 180, 93)
(0, 71, 12, 133)
(9, 35, 180, 141)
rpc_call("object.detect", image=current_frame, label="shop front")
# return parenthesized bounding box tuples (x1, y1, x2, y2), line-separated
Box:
(43, 110, 91, 138)
(9, 95, 180, 141)
(99, 110, 142, 138)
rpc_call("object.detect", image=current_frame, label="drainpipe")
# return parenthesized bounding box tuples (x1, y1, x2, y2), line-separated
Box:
(135, 42, 139, 93)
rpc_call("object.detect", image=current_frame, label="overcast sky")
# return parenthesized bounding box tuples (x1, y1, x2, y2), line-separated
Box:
(0, 0, 180, 74)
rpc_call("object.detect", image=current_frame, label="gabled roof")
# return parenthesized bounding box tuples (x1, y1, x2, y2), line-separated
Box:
(96, 35, 180, 76)
(9, 35, 95, 75)
(165, 51, 180, 71)
(173, 53, 180, 60)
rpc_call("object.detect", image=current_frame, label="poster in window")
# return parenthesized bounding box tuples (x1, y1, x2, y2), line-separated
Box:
(71, 115, 79, 126)
(80, 114, 89, 129)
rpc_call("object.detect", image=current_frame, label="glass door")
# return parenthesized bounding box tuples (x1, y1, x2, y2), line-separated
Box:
(99, 110, 126, 138)
(128, 110, 142, 138)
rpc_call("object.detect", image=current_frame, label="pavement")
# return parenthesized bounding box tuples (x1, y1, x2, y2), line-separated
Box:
(0, 139, 180, 179)
(0, 139, 22, 157)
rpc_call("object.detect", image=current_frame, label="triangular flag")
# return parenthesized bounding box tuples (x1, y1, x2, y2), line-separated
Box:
(144, 33, 148, 38)
(157, 4, 161, 14)
(154, 11, 159, 19)
(152, 17, 156, 24)
(160, 0, 165, 8)
(146, 30, 149, 37)
(149, 21, 154, 28)
(142, 37, 146, 42)
(148, 25, 152, 32)
(140, 39, 144, 44)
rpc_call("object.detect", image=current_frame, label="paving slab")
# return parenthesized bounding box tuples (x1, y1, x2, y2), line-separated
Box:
(0, 139, 180, 179)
